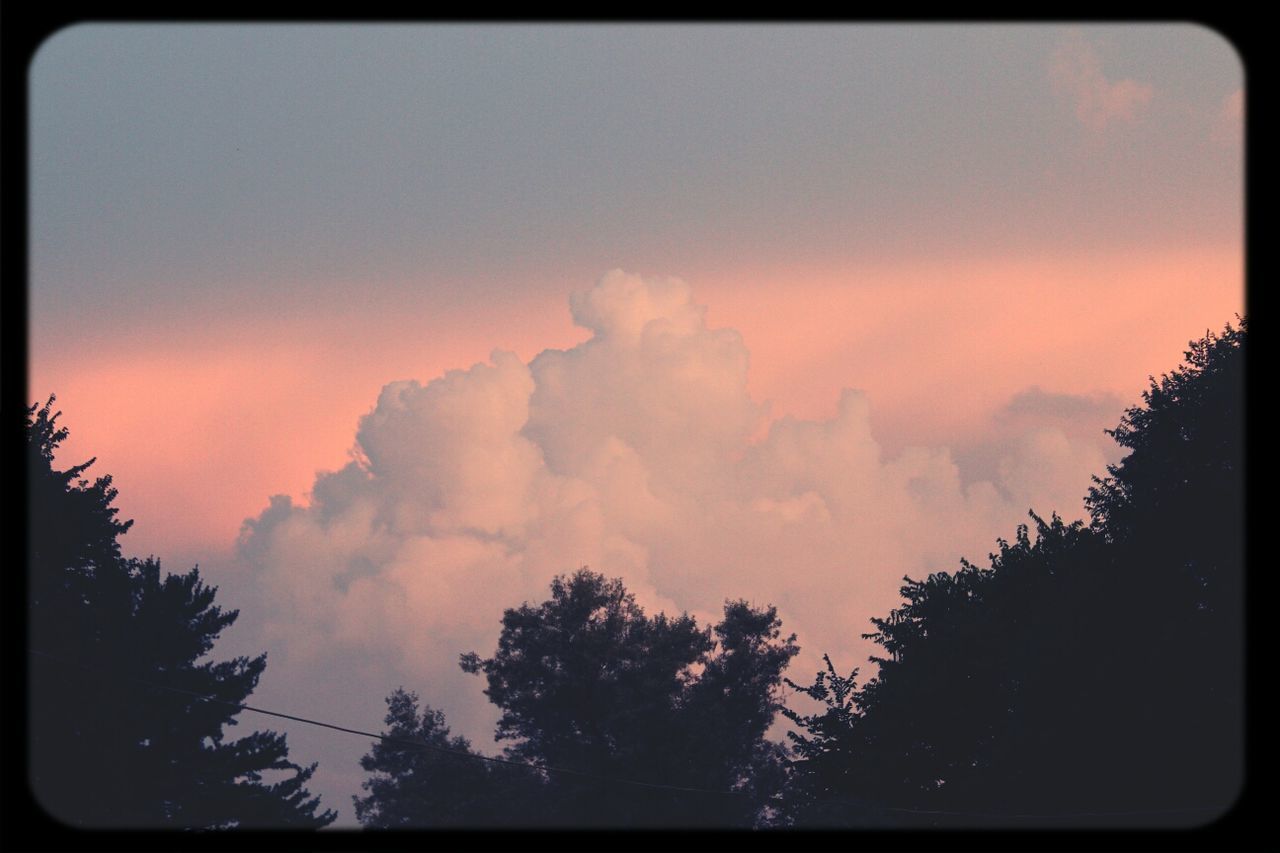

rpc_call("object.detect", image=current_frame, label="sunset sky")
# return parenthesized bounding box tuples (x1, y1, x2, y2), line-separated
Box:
(29, 23, 1243, 824)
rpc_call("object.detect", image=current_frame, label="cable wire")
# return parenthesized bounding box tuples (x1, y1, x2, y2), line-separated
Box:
(28, 647, 1224, 821)
(28, 648, 739, 797)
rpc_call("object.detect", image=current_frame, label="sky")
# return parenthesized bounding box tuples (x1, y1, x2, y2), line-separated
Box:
(28, 23, 1243, 826)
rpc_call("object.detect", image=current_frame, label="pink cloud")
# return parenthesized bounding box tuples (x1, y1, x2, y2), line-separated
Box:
(31, 244, 1241, 570)
(28, 291, 587, 562)
(225, 263, 1242, 768)
(33, 253, 1240, 820)
(1050, 32, 1154, 132)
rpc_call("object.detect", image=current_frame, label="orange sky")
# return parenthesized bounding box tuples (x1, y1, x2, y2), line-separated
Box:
(30, 241, 1242, 566)
(24, 26, 1246, 826)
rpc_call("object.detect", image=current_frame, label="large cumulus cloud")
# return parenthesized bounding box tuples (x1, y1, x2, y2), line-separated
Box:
(230, 270, 1119, 819)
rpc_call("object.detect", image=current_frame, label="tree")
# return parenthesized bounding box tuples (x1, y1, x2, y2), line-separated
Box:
(456, 569, 800, 827)
(781, 514, 1111, 826)
(353, 689, 547, 828)
(780, 319, 1246, 827)
(27, 396, 336, 829)
(1083, 318, 1246, 814)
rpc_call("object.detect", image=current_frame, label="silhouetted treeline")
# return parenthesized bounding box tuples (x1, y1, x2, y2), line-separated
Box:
(27, 315, 1244, 829)
(356, 570, 799, 827)
(782, 319, 1245, 827)
(26, 397, 336, 829)
(359, 319, 1244, 829)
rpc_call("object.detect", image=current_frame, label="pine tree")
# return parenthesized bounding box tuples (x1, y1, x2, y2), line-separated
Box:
(353, 689, 546, 828)
(27, 396, 336, 829)
(780, 319, 1246, 826)
(1084, 318, 1246, 814)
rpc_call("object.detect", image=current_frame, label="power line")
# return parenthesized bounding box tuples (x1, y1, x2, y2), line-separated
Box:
(28, 648, 738, 797)
(28, 648, 1223, 822)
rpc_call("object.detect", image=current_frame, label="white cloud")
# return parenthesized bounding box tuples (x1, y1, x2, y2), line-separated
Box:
(230, 270, 1119, 820)
(1050, 32, 1154, 132)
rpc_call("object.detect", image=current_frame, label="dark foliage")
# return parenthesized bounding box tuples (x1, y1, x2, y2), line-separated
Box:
(358, 569, 798, 827)
(781, 320, 1245, 827)
(27, 397, 336, 829)
(352, 688, 545, 828)
(462, 569, 798, 827)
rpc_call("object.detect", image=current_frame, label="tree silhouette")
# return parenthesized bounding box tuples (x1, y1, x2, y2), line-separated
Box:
(451, 569, 799, 827)
(1082, 318, 1245, 816)
(353, 688, 548, 828)
(780, 320, 1246, 827)
(27, 396, 336, 829)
